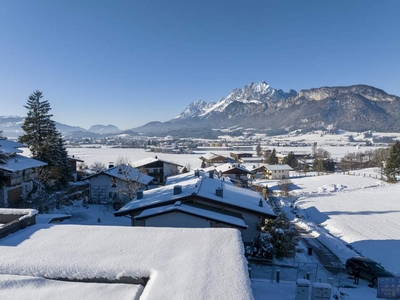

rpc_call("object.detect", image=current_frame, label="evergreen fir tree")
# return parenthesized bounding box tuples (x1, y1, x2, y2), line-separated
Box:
(303, 162, 309, 174)
(19, 91, 57, 160)
(52, 133, 72, 185)
(256, 143, 262, 157)
(245, 212, 299, 259)
(384, 141, 400, 182)
(267, 148, 278, 165)
(283, 151, 298, 169)
(19, 90, 71, 186)
(312, 158, 325, 173)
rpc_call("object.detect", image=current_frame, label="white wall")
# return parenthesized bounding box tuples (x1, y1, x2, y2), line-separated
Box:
(163, 163, 180, 177)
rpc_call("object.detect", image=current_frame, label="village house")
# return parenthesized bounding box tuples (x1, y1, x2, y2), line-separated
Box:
(114, 170, 276, 243)
(230, 151, 253, 161)
(263, 164, 293, 180)
(83, 164, 153, 205)
(202, 163, 254, 187)
(68, 155, 84, 181)
(0, 139, 47, 207)
(199, 152, 233, 167)
(131, 156, 183, 185)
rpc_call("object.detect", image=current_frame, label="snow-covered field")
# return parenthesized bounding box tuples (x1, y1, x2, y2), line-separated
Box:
(281, 173, 400, 275)
(252, 171, 400, 300)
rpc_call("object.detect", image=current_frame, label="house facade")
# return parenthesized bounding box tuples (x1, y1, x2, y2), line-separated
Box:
(115, 172, 276, 243)
(0, 139, 47, 207)
(264, 164, 293, 180)
(131, 156, 183, 185)
(84, 164, 153, 204)
(199, 152, 233, 167)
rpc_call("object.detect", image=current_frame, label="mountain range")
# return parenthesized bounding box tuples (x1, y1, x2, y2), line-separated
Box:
(0, 116, 121, 139)
(2, 81, 400, 139)
(133, 81, 400, 138)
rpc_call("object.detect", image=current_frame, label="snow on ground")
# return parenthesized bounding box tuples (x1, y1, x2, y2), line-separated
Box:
(278, 174, 400, 274)
(251, 171, 400, 300)
(37, 200, 131, 226)
(15, 141, 400, 299)
(32, 170, 400, 299)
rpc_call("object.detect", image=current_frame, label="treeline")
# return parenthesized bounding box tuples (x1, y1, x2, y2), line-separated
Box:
(340, 148, 390, 172)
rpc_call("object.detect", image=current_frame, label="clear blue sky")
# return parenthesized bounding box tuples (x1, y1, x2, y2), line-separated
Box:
(1, 0, 399, 130)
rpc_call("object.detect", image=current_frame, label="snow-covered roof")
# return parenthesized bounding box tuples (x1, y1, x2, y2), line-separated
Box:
(199, 152, 229, 160)
(203, 163, 253, 174)
(135, 202, 248, 229)
(0, 208, 38, 219)
(264, 164, 293, 171)
(0, 139, 24, 155)
(85, 164, 154, 185)
(115, 175, 275, 217)
(240, 157, 264, 162)
(0, 224, 253, 300)
(68, 155, 84, 162)
(241, 163, 266, 171)
(0, 154, 47, 172)
(165, 169, 234, 186)
(131, 156, 183, 168)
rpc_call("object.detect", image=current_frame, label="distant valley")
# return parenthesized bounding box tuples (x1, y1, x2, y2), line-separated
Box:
(2, 82, 400, 139)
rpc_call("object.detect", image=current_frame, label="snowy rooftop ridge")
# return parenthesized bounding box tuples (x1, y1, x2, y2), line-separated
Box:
(0, 154, 47, 172)
(0, 208, 38, 217)
(131, 156, 183, 168)
(0, 139, 25, 154)
(84, 164, 154, 185)
(115, 175, 275, 217)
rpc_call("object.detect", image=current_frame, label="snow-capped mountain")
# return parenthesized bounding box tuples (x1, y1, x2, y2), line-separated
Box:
(175, 81, 297, 119)
(134, 82, 400, 138)
(174, 100, 214, 119)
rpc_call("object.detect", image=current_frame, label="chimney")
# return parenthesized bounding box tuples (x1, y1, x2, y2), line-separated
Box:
(215, 187, 223, 198)
(259, 199, 263, 207)
(136, 190, 143, 200)
(194, 169, 200, 177)
(109, 162, 114, 168)
(173, 185, 182, 195)
(209, 170, 214, 178)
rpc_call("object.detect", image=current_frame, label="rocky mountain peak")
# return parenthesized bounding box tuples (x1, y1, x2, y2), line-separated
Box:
(298, 84, 397, 102)
(177, 81, 298, 119)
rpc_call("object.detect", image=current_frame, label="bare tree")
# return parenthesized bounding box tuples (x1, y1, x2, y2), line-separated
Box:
(115, 155, 131, 166)
(90, 161, 106, 173)
(278, 179, 292, 196)
(112, 164, 149, 205)
(315, 148, 331, 159)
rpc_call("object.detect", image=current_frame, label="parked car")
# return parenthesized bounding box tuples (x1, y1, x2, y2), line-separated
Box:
(346, 256, 395, 286)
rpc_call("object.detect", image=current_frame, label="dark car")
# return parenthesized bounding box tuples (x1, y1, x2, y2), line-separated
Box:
(346, 256, 395, 286)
